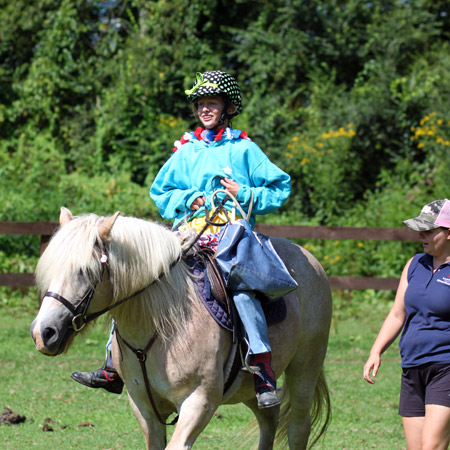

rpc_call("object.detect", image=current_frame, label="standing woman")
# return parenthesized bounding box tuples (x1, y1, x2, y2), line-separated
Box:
(363, 199, 450, 450)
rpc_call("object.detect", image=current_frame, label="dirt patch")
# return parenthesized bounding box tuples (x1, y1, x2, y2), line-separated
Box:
(0, 407, 26, 425)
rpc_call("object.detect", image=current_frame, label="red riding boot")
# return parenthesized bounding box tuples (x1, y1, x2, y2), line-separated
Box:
(250, 352, 280, 409)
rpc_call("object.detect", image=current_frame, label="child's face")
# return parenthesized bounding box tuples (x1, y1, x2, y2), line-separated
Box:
(197, 95, 225, 129)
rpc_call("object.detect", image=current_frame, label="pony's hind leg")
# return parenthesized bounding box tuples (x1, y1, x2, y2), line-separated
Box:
(244, 398, 280, 450)
(284, 352, 328, 449)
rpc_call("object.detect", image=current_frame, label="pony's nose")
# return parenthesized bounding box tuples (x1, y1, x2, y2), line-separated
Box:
(42, 325, 58, 346)
(41, 326, 60, 353)
(30, 319, 60, 354)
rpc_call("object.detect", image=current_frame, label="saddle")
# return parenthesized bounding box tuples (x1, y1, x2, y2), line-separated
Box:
(184, 244, 287, 330)
(199, 247, 229, 309)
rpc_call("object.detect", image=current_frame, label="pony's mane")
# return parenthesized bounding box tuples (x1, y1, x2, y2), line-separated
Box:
(36, 213, 201, 341)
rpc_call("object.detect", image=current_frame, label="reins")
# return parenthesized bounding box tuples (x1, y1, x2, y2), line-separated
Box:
(182, 188, 253, 255)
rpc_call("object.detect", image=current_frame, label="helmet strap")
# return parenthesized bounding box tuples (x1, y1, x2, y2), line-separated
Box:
(218, 96, 232, 125)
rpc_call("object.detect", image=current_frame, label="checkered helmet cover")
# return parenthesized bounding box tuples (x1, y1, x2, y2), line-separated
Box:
(185, 71, 243, 116)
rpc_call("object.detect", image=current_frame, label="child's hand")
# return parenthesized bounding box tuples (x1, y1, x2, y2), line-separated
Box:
(190, 196, 206, 210)
(221, 178, 240, 196)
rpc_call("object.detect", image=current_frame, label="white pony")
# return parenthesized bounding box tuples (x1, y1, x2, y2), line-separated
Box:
(31, 208, 332, 449)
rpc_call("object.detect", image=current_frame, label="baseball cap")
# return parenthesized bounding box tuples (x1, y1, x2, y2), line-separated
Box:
(402, 199, 450, 231)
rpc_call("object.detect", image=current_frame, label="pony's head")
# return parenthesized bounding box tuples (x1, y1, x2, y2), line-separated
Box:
(31, 208, 120, 355)
(31, 207, 199, 356)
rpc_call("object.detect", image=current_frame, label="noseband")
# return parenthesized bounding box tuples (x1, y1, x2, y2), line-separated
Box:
(43, 253, 109, 332)
(45, 289, 96, 332)
(42, 252, 181, 332)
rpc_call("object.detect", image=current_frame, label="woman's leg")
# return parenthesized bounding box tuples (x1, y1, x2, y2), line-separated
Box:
(422, 404, 450, 450)
(402, 405, 450, 450)
(402, 417, 424, 450)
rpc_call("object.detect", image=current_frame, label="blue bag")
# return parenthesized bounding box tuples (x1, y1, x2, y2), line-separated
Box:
(214, 219, 298, 302)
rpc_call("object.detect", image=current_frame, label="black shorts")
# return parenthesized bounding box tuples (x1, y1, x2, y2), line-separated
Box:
(399, 363, 450, 417)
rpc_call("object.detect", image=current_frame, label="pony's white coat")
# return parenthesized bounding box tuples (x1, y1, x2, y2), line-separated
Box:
(31, 211, 332, 449)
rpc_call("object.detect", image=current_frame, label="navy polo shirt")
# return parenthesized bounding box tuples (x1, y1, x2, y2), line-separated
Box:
(399, 253, 450, 368)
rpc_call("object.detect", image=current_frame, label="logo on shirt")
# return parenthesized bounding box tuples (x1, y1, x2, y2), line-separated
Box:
(221, 167, 233, 176)
(437, 276, 450, 287)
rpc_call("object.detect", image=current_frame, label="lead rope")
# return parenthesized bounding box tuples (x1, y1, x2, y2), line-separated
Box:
(115, 328, 179, 426)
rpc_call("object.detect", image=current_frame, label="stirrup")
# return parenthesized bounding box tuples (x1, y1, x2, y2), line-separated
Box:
(256, 387, 280, 409)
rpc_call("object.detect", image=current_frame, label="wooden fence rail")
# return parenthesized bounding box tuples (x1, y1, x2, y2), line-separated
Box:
(0, 221, 419, 291)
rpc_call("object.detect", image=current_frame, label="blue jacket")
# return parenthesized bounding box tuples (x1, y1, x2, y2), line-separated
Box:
(150, 128, 291, 229)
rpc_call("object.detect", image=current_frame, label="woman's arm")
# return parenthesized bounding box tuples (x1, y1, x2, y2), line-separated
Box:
(363, 257, 413, 384)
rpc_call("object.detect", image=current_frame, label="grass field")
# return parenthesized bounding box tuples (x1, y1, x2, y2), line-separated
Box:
(0, 297, 406, 449)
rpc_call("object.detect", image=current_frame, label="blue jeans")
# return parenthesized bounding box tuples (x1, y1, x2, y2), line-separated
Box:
(233, 291, 271, 354)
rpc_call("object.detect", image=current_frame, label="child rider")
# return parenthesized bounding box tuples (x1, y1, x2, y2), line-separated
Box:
(71, 70, 291, 410)
(150, 70, 292, 408)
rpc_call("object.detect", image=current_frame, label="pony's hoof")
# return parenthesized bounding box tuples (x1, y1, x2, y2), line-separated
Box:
(71, 369, 124, 394)
(256, 389, 280, 409)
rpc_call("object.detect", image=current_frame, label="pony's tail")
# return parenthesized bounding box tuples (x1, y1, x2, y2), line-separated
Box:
(275, 369, 331, 449)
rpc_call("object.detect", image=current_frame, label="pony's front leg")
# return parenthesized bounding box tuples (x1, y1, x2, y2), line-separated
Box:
(166, 389, 221, 450)
(128, 392, 167, 450)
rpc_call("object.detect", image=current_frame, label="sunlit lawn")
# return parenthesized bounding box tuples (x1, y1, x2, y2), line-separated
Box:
(0, 298, 405, 449)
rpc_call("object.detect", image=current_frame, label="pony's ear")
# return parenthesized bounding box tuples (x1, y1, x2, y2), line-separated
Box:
(98, 211, 121, 242)
(59, 207, 73, 226)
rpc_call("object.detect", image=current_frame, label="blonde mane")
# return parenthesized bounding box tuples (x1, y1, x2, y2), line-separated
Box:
(35, 213, 201, 341)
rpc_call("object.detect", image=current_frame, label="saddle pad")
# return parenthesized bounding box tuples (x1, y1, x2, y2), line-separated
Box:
(190, 259, 287, 332)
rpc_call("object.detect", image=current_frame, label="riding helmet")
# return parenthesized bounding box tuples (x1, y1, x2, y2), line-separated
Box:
(185, 71, 243, 117)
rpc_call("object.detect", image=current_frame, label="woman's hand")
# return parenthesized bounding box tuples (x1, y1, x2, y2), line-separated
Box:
(190, 196, 206, 211)
(220, 178, 240, 197)
(363, 353, 381, 384)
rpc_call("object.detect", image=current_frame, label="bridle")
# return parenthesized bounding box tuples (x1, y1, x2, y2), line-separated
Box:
(43, 251, 181, 332)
